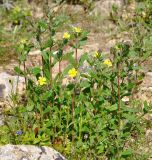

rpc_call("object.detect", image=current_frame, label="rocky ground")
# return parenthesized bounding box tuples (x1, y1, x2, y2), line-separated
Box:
(0, 0, 152, 159)
(0, 0, 152, 132)
(0, 0, 152, 102)
(0, 144, 66, 160)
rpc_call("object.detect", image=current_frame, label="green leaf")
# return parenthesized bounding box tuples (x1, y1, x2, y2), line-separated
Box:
(68, 55, 77, 67)
(18, 106, 27, 113)
(82, 126, 89, 132)
(52, 58, 58, 67)
(78, 52, 88, 67)
(44, 67, 50, 80)
(75, 107, 80, 116)
(41, 51, 49, 62)
(123, 114, 137, 122)
(62, 64, 73, 77)
(33, 138, 41, 144)
(36, 104, 41, 112)
(84, 102, 94, 110)
(107, 104, 118, 111)
(80, 81, 90, 89)
(46, 120, 52, 128)
(67, 83, 75, 90)
(78, 38, 87, 46)
(42, 39, 53, 50)
(26, 103, 34, 111)
(41, 91, 52, 101)
(38, 20, 48, 32)
(143, 101, 150, 114)
(97, 145, 104, 154)
(122, 107, 137, 113)
(62, 52, 73, 61)
(43, 106, 51, 115)
(20, 54, 27, 62)
(14, 67, 24, 76)
(30, 67, 41, 76)
(81, 31, 89, 38)
(121, 149, 132, 157)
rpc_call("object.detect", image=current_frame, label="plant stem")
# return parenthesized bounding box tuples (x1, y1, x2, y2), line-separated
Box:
(16, 62, 21, 94)
(111, 64, 115, 104)
(64, 106, 69, 147)
(72, 89, 75, 143)
(23, 61, 27, 89)
(39, 41, 44, 76)
(39, 105, 43, 127)
(36, 24, 45, 76)
(50, 48, 52, 85)
(48, 13, 53, 85)
(111, 81, 115, 103)
(59, 60, 61, 77)
(79, 104, 82, 141)
(58, 63, 62, 133)
(75, 48, 78, 64)
(117, 63, 121, 125)
(117, 62, 121, 159)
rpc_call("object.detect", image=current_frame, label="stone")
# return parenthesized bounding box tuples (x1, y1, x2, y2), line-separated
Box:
(0, 116, 3, 126)
(141, 72, 152, 88)
(0, 72, 25, 101)
(0, 144, 66, 160)
(135, 72, 152, 103)
(91, 0, 122, 17)
(0, 84, 5, 100)
(0, 101, 4, 126)
(0, 72, 25, 126)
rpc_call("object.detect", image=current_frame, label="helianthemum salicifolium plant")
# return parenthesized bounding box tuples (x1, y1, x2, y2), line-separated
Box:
(1, 5, 152, 160)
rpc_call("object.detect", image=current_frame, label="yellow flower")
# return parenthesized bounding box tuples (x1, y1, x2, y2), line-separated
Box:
(103, 59, 112, 67)
(73, 27, 82, 33)
(68, 68, 77, 78)
(38, 77, 47, 86)
(13, 6, 21, 13)
(20, 39, 27, 44)
(63, 32, 70, 40)
(93, 51, 99, 58)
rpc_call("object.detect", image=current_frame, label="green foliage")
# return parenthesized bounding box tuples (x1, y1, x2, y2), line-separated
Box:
(0, 1, 32, 64)
(0, 1, 152, 160)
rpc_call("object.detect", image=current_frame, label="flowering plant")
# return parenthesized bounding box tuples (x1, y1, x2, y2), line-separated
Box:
(1, 2, 152, 160)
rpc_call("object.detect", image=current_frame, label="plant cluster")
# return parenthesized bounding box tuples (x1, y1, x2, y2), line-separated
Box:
(0, 1, 152, 160)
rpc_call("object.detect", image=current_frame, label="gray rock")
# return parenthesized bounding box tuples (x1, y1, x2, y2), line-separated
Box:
(0, 144, 66, 160)
(0, 72, 25, 100)
(0, 72, 25, 126)
(0, 84, 5, 100)
(0, 114, 3, 126)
